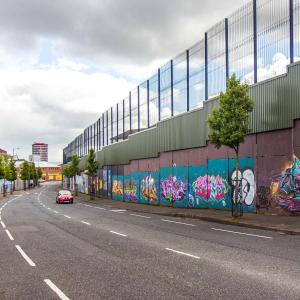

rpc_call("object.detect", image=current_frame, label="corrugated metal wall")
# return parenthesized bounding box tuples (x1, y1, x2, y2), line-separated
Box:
(78, 62, 300, 170)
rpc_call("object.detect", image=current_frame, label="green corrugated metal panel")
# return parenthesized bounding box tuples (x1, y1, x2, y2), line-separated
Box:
(74, 61, 300, 168)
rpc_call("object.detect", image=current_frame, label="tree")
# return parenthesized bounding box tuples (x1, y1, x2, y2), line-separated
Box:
(207, 75, 254, 217)
(86, 149, 98, 199)
(70, 155, 80, 195)
(37, 167, 43, 185)
(20, 161, 30, 190)
(0, 156, 8, 196)
(63, 165, 72, 189)
(4, 159, 17, 194)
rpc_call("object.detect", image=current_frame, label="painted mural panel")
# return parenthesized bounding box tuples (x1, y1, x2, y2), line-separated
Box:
(160, 167, 188, 207)
(102, 169, 107, 197)
(107, 169, 112, 199)
(124, 173, 139, 203)
(228, 158, 256, 212)
(140, 172, 159, 205)
(271, 157, 300, 213)
(112, 175, 123, 201)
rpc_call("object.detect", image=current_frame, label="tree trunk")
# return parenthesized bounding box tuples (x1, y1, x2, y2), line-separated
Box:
(10, 181, 13, 194)
(234, 148, 239, 218)
(74, 175, 78, 196)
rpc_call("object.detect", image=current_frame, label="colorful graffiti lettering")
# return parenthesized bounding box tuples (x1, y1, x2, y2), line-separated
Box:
(112, 180, 123, 196)
(140, 175, 157, 203)
(271, 157, 300, 213)
(192, 175, 229, 202)
(231, 169, 255, 206)
(161, 176, 187, 205)
(124, 180, 138, 202)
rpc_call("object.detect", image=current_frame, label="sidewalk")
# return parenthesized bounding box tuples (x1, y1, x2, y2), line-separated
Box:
(74, 193, 300, 236)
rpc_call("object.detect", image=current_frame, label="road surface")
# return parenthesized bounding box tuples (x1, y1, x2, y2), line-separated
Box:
(0, 182, 300, 299)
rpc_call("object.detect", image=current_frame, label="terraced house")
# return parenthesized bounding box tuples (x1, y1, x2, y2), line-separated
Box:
(63, 0, 300, 214)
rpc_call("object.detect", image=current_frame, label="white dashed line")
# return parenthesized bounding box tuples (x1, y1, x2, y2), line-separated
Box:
(111, 209, 127, 213)
(81, 221, 91, 225)
(96, 207, 106, 210)
(130, 214, 151, 219)
(110, 230, 127, 237)
(47, 208, 51, 210)
(5, 229, 14, 241)
(53, 211, 59, 214)
(211, 228, 273, 239)
(1, 221, 6, 229)
(44, 279, 71, 300)
(165, 248, 200, 259)
(161, 219, 196, 227)
(64, 215, 71, 219)
(15, 245, 36, 267)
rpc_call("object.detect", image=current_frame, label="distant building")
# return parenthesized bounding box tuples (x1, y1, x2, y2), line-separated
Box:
(0, 148, 7, 156)
(32, 142, 48, 162)
(15, 161, 62, 182)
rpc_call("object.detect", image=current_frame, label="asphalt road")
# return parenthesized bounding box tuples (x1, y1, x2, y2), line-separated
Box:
(1, 182, 300, 300)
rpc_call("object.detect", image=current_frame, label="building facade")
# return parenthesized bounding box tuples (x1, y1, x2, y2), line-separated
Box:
(32, 142, 48, 162)
(63, 0, 300, 214)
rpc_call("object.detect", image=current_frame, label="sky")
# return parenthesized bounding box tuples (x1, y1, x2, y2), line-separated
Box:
(0, 0, 248, 162)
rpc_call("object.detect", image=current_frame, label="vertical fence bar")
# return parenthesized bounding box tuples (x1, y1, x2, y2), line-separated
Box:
(225, 18, 229, 81)
(116, 104, 119, 142)
(158, 68, 161, 121)
(111, 107, 113, 144)
(123, 99, 125, 140)
(129, 91, 132, 133)
(205, 32, 208, 100)
(171, 60, 174, 117)
(138, 86, 140, 131)
(290, 0, 294, 64)
(147, 79, 150, 128)
(186, 49, 190, 112)
(253, 0, 258, 83)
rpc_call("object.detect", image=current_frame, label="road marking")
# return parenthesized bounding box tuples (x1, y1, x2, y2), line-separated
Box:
(130, 214, 151, 219)
(64, 215, 71, 219)
(47, 208, 51, 210)
(96, 207, 106, 210)
(110, 230, 127, 237)
(5, 229, 14, 240)
(81, 221, 91, 225)
(44, 279, 71, 300)
(111, 209, 127, 213)
(161, 219, 196, 227)
(54, 211, 59, 214)
(15, 245, 36, 267)
(211, 228, 273, 239)
(165, 248, 200, 259)
(1, 221, 6, 229)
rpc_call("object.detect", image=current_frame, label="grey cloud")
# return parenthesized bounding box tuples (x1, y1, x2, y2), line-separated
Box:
(0, 0, 248, 64)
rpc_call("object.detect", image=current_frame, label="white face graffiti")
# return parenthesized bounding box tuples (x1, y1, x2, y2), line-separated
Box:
(231, 169, 256, 206)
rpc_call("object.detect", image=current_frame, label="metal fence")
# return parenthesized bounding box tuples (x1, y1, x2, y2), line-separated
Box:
(64, 0, 299, 163)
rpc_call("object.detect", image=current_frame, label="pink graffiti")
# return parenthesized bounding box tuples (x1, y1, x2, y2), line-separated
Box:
(161, 176, 187, 204)
(193, 175, 229, 201)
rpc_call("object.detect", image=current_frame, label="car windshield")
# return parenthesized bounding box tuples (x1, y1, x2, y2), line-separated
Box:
(59, 190, 71, 196)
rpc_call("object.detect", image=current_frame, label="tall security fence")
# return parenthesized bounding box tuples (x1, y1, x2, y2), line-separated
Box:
(64, 0, 300, 163)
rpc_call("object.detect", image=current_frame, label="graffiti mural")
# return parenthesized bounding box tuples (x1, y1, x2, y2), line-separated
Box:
(191, 175, 229, 207)
(124, 179, 138, 202)
(271, 157, 300, 213)
(160, 176, 188, 206)
(230, 169, 256, 206)
(140, 175, 158, 204)
(112, 177, 123, 201)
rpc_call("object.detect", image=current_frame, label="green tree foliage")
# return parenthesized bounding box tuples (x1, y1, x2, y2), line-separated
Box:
(37, 167, 43, 179)
(0, 156, 6, 179)
(4, 160, 17, 193)
(207, 75, 254, 216)
(20, 161, 30, 190)
(63, 165, 72, 189)
(70, 154, 80, 195)
(86, 149, 98, 199)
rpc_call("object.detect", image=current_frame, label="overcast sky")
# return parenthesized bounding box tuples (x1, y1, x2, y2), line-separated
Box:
(0, 0, 248, 162)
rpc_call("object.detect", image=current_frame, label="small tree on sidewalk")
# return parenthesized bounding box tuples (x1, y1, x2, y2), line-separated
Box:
(70, 155, 80, 196)
(63, 165, 72, 189)
(207, 75, 254, 217)
(5, 159, 17, 194)
(86, 149, 98, 200)
(20, 161, 30, 190)
(37, 167, 43, 185)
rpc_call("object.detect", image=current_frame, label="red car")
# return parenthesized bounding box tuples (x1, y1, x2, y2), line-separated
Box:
(56, 190, 74, 204)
